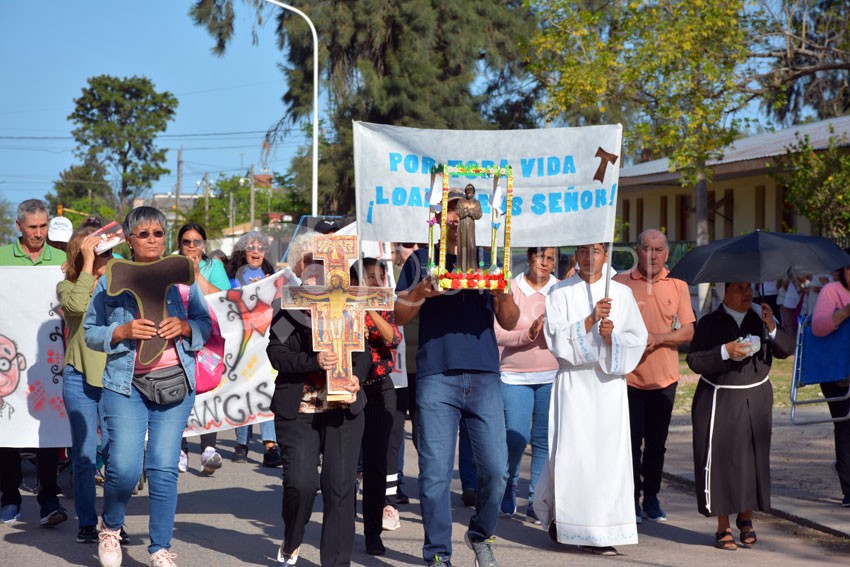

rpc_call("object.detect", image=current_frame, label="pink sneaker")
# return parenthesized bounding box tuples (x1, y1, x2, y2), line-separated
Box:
(382, 505, 401, 531)
(150, 548, 178, 567)
(97, 525, 123, 567)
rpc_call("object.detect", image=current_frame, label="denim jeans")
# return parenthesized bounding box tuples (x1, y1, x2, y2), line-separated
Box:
(62, 365, 105, 528)
(101, 381, 195, 554)
(458, 420, 477, 491)
(500, 381, 551, 504)
(416, 371, 507, 563)
(235, 419, 276, 446)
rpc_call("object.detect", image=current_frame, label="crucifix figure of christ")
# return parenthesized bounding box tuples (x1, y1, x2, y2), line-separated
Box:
(278, 234, 394, 400)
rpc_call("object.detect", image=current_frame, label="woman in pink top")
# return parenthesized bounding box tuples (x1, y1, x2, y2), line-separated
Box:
(811, 252, 850, 508)
(495, 247, 559, 523)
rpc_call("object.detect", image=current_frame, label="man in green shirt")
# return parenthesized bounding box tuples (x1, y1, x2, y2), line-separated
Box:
(0, 199, 68, 527)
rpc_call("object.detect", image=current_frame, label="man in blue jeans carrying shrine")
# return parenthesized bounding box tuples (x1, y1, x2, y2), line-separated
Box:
(395, 192, 519, 567)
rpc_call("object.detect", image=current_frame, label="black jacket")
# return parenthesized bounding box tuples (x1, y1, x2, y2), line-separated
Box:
(266, 305, 369, 419)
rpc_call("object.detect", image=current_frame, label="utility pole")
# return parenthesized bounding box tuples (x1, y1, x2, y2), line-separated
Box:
(203, 172, 210, 227)
(249, 164, 256, 229)
(175, 148, 183, 217)
(88, 188, 93, 214)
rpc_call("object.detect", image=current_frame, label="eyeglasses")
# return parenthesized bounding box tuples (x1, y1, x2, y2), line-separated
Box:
(181, 238, 204, 247)
(131, 230, 165, 240)
(245, 244, 268, 252)
(0, 354, 22, 373)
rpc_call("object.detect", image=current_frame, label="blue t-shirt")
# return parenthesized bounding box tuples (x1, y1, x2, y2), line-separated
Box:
(230, 265, 267, 288)
(396, 247, 499, 378)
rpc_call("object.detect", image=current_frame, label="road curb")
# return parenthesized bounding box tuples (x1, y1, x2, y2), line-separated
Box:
(662, 471, 850, 540)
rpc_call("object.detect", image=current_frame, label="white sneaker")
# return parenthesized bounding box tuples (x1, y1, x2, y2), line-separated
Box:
(178, 450, 188, 473)
(150, 548, 178, 567)
(277, 543, 299, 565)
(382, 505, 401, 531)
(98, 525, 123, 567)
(200, 447, 222, 475)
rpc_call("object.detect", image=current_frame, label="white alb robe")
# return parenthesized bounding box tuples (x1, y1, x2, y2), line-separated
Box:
(536, 274, 648, 547)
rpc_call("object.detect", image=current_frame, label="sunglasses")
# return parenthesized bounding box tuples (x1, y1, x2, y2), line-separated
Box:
(245, 244, 268, 252)
(181, 238, 204, 247)
(131, 230, 165, 240)
(97, 250, 114, 259)
(82, 217, 102, 228)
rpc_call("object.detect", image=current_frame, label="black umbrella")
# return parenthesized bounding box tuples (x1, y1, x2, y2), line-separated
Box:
(668, 230, 850, 284)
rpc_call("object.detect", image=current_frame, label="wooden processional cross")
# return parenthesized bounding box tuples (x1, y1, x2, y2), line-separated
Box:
(278, 235, 394, 400)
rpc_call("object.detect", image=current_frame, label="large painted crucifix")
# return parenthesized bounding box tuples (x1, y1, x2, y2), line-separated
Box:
(278, 234, 394, 400)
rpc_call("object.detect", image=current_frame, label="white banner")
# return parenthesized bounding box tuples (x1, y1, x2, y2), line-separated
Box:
(185, 266, 404, 436)
(353, 122, 623, 247)
(185, 272, 286, 436)
(0, 267, 70, 448)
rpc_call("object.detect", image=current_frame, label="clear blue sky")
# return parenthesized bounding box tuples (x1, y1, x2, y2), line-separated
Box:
(0, 0, 305, 208)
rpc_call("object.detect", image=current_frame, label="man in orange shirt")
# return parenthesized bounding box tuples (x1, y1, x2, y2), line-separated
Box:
(614, 229, 695, 524)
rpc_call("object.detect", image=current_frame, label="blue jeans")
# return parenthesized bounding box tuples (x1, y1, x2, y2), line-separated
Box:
(458, 420, 477, 491)
(235, 419, 276, 447)
(416, 371, 507, 563)
(63, 365, 106, 528)
(101, 382, 195, 554)
(500, 381, 551, 504)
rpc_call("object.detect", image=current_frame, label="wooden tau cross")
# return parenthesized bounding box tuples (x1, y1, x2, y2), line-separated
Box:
(106, 256, 195, 366)
(279, 235, 394, 400)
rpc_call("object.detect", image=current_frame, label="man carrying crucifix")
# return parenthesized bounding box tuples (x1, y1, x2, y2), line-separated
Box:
(266, 233, 389, 567)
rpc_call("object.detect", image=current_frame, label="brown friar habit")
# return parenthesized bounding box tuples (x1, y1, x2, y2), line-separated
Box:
(686, 305, 795, 517)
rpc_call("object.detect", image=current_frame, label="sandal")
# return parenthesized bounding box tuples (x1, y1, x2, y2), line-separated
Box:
(714, 530, 738, 551)
(736, 517, 757, 546)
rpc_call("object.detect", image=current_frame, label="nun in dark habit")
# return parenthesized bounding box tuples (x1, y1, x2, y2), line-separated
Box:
(686, 282, 794, 551)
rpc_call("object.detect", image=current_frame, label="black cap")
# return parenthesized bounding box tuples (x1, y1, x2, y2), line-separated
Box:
(314, 219, 340, 234)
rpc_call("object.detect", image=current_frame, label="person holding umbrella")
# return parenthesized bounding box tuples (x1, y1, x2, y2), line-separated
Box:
(687, 282, 794, 550)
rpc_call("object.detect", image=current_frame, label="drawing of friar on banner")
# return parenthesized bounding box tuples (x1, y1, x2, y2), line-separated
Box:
(0, 266, 69, 448)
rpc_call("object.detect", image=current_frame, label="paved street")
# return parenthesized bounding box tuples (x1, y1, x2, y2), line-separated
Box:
(3, 412, 850, 566)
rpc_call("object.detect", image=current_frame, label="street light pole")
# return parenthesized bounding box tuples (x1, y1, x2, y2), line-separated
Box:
(264, 0, 319, 217)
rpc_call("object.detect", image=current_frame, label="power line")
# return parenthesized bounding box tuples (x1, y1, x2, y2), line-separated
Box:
(0, 129, 308, 141)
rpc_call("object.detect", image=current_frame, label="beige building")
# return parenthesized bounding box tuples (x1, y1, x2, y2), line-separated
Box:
(617, 115, 850, 243)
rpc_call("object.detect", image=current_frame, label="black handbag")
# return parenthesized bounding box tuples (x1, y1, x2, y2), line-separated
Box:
(132, 365, 188, 405)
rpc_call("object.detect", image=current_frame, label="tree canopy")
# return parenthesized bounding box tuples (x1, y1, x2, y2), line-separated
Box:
(0, 196, 15, 245)
(770, 127, 850, 238)
(182, 171, 309, 236)
(44, 158, 117, 225)
(528, 0, 850, 248)
(190, 0, 539, 214)
(68, 75, 178, 213)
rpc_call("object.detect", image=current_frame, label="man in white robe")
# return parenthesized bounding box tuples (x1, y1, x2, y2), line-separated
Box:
(536, 242, 647, 556)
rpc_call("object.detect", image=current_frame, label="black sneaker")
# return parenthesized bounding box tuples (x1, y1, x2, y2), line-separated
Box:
(119, 526, 130, 545)
(263, 445, 283, 468)
(642, 494, 667, 521)
(842, 494, 850, 507)
(76, 525, 98, 543)
(461, 488, 477, 508)
(39, 506, 68, 527)
(231, 444, 248, 463)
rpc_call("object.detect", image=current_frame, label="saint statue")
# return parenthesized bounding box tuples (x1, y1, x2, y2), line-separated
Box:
(456, 184, 483, 272)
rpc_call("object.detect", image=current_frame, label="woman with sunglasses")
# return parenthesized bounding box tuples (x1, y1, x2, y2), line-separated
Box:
(226, 230, 282, 467)
(58, 223, 117, 544)
(84, 207, 211, 567)
(175, 223, 230, 475)
(227, 230, 276, 287)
